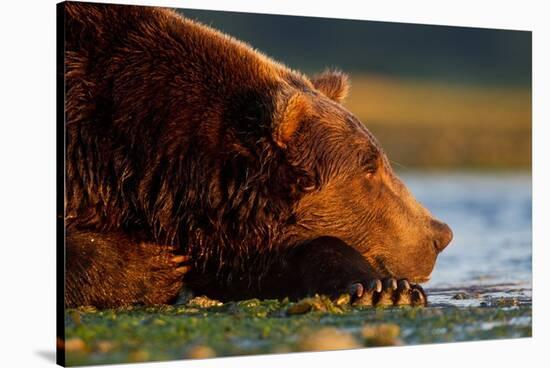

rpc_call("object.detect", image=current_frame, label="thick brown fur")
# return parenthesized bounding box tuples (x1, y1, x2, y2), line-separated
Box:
(63, 2, 452, 307)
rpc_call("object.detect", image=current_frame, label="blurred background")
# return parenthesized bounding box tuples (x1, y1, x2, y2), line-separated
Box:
(181, 9, 531, 171)
(180, 9, 532, 293)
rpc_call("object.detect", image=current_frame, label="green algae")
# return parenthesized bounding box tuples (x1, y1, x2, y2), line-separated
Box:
(64, 295, 532, 366)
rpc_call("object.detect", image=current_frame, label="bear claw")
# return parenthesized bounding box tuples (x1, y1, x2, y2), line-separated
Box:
(171, 255, 190, 264)
(410, 285, 427, 306)
(368, 279, 383, 293)
(349, 283, 364, 298)
(385, 278, 398, 291)
(351, 278, 427, 307)
(171, 254, 192, 276)
(398, 279, 411, 291)
(175, 265, 191, 274)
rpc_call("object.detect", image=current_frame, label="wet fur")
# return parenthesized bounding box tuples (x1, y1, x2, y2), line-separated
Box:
(64, 3, 307, 283)
(63, 2, 451, 307)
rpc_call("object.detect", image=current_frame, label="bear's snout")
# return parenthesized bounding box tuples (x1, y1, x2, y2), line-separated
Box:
(430, 220, 453, 253)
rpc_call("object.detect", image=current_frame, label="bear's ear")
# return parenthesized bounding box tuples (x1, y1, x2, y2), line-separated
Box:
(311, 70, 350, 103)
(273, 92, 311, 149)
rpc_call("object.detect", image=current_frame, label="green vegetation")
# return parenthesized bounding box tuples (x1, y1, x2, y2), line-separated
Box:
(64, 295, 532, 366)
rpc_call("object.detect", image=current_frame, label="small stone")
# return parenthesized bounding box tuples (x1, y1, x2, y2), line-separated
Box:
(452, 292, 471, 300)
(298, 327, 360, 351)
(362, 323, 401, 346)
(96, 340, 116, 353)
(64, 337, 86, 352)
(187, 296, 223, 308)
(287, 295, 346, 315)
(335, 293, 351, 306)
(495, 298, 519, 307)
(129, 350, 150, 362)
(287, 299, 313, 315)
(185, 344, 217, 359)
(77, 305, 97, 313)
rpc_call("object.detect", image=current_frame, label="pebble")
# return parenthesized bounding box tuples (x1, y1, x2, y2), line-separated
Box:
(362, 323, 401, 346)
(452, 292, 471, 300)
(286, 295, 343, 315)
(495, 298, 520, 307)
(185, 344, 217, 359)
(96, 340, 116, 353)
(287, 299, 314, 315)
(452, 291, 481, 300)
(335, 294, 351, 306)
(129, 350, 150, 362)
(77, 305, 98, 313)
(64, 337, 86, 352)
(298, 327, 360, 351)
(187, 296, 223, 308)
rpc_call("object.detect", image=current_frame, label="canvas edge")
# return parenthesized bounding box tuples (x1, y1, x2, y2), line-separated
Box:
(56, 1, 67, 367)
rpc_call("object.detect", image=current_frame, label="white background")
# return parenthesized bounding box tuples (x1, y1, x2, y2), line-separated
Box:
(0, 0, 548, 367)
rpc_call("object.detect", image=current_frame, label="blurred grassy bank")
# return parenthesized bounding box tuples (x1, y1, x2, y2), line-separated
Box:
(344, 75, 531, 170)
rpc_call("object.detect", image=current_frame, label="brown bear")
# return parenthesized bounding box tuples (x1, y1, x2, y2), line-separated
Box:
(62, 2, 453, 308)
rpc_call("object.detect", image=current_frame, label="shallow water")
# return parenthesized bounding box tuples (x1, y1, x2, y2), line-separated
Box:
(402, 172, 532, 307)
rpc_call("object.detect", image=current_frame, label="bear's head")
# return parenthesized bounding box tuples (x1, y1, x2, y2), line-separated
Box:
(247, 70, 453, 283)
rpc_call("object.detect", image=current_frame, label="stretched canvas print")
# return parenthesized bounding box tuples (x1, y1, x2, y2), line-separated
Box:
(56, 1, 532, 366)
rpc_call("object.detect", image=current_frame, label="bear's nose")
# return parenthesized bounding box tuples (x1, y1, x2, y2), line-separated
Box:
(431, 220, 453, 253)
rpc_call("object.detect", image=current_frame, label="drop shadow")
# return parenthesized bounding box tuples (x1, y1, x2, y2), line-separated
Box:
(36, 350, 56, 364)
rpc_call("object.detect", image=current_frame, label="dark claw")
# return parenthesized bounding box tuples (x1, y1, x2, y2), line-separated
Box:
(353, 290, 376, 306)
(385, 278, 398, 291)
(175, 265, 191, 274)
(367, 279, 382, 293)
(410, 285, 428, 306)
(171, 255, 190, 264)
(393, 279, 413, 305)
(352, 280, 381, 306)
(397, 279, 410, 292)
(394, 290, 411, 305)
(349, 283, 364, 298)
(349, 278, 427, 308)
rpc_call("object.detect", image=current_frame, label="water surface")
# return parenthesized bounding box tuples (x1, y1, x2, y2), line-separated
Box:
(402, 172, 532, 307)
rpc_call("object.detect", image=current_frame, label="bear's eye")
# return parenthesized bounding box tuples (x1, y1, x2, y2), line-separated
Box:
(361, 155, 378, 178)
(365, 166, 377, 179)
(298, 176, 317, 192)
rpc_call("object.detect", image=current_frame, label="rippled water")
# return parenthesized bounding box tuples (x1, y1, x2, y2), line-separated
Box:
(402, 172, 532, 307)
